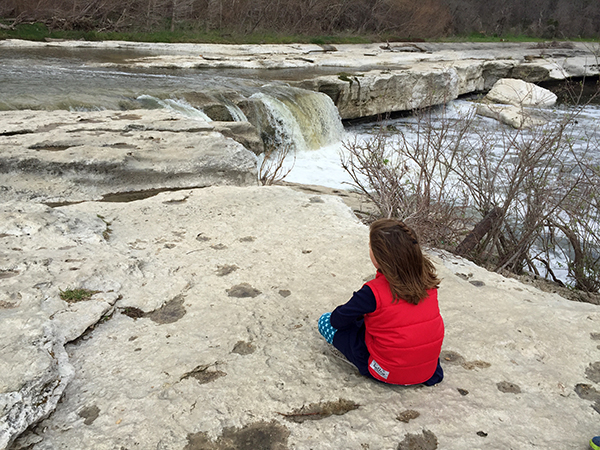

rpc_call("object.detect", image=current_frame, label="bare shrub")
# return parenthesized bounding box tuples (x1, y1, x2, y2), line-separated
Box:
(452, 111, 581, 272)
(545, 132, 600, 293)
(258, 142, 295, 186)
(341, 101, 600, 293)
(341, 104, 473, 248)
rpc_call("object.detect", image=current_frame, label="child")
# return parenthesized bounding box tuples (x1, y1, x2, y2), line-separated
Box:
(318, 218, 444, 386)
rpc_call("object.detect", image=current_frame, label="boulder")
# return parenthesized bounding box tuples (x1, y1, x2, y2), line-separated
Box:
(476, 103, 550, 129)
(2, 186, 599, 450)
(0, 110, 260, 204)
(485, 78, 558, 107)
(477, 78, 557, 128)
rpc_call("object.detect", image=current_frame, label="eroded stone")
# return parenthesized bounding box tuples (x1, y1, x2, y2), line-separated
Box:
(180, 364, 226, 385)
(146, 295, 186, 324)
(78, 405, 100, 426)
(396, 410, 420, 423)
(497, 381, 521, 394)
(231, 341, 255, 355)
(397, 429, 438, 450)
(281, 399, 359, 423)
(184, 420, 289, 450)
(216, 265, 238, 277)
(227, 284, 262, 298)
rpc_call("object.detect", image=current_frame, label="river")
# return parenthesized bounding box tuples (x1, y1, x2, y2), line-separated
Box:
(3, 45, 600, 287)
(3, 46, 600, 190)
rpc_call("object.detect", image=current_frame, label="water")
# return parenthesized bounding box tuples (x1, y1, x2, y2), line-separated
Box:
(0, 47, 268, 111)
(3, 46, 600, 287)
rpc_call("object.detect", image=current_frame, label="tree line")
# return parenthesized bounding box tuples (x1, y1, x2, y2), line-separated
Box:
(1, 0, 599, 39)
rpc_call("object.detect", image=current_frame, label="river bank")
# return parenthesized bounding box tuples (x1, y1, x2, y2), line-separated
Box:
(2, 41, 600, 449)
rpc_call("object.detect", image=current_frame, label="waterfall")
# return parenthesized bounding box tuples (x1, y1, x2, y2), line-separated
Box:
(136, 88, 345, 156)
(250, 86, 344, 152)
(222, 100, 248, 122)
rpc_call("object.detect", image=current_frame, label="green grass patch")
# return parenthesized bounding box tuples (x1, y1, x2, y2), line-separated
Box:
(0, 23, 373, 44)
(59, 288, 100, 303)
(1, 21, 599, 44)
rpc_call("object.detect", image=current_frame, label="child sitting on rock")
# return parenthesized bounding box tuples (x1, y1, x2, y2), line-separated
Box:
(318, 218, 444, 385)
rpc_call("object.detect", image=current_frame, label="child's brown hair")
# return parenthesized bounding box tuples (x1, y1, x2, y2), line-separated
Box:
(369, 219, 440, 305)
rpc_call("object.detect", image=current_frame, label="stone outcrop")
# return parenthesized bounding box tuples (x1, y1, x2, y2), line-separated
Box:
(476, 103, 550, 129)
(2, 186, 600, 450)
(292, 61, 485, 120)
(476, 78, 558, 128)
(485, 78, 558, 107)
(0, 109, 260, 204)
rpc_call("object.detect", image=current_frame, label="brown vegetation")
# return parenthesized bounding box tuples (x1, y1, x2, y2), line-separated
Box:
(1, 0, 599, 39)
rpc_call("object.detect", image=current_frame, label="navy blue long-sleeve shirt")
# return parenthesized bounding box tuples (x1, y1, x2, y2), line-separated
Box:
(330, 285, 377, 331)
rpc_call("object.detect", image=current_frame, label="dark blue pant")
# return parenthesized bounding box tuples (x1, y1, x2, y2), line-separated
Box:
(330, 319, 443, 386)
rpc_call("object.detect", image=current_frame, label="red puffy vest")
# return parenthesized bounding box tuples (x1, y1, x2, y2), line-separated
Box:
(364, 272, 444, 385)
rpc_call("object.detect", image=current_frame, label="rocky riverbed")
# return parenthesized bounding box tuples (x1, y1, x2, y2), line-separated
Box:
(2, 39, 599, 120)
(2, 41, 600, 449)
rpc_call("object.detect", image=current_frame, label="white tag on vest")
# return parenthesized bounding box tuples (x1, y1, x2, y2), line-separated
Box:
(370, 359, 389, 379)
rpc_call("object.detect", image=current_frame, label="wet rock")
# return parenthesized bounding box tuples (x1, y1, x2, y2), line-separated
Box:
(397, 429, 438, 450)
(231, 341, 255, 355)
(146, 295, 186, 324)
(586, 362, 600, 383)
(396, 410, 420, 423)
(216, 265, 238, 276)
(180, 364, 226, 385)
(184, 420, 289, 450)
(227, 283, 262, 298)
(280, 399, 359, 423)
(440, 350, 466, 365)
(574, 383, 600, 402)
(78, 405, 100, 425)
(462, 360, 491, 370)
(497, 381, 522, 394)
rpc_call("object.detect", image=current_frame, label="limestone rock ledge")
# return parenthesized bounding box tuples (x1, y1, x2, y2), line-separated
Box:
(0, 110, 261, 204)
(3, 40, 598, 121)
(1, 186, 599, 450)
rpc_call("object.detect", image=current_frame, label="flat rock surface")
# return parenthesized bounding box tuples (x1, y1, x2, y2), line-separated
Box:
(0, 109, 259, 204)
(2, 186, 600, 450)
(2, 40, 597, 77)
